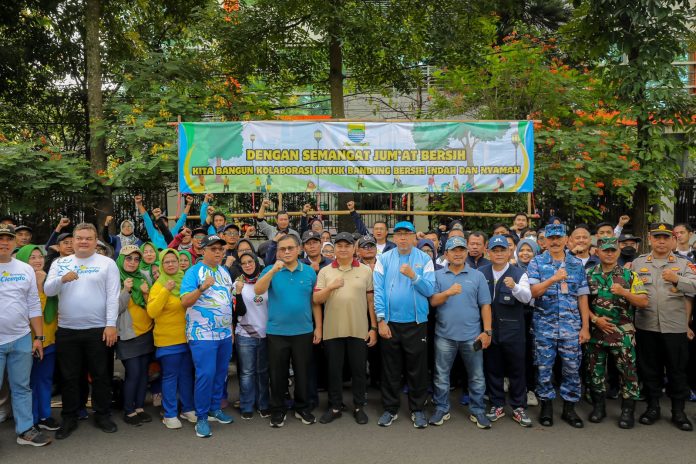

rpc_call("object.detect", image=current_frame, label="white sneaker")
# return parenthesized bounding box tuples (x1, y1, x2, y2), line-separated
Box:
(152, 393, 162, 407)
(180, 411, 197, 423)
(163, 417, 182, 429)
(527, 390, 539, 407)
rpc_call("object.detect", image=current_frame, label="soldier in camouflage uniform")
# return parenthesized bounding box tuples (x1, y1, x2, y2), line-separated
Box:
(585, 237, 649, 429)
(527, 224, 591, 428)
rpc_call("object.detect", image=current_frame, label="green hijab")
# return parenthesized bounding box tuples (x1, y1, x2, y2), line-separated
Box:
(16, 245, 58, 323)
(138, 241, 159, 282)
(117, 248, 148, 307)
(156, 249, 184, 297)
(178, 250, 193, 271)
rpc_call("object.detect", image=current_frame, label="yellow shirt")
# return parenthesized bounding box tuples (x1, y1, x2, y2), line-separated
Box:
(32, 291, 57, 348)
(128, 299, 154, 337)
(146, 281, 187, 347)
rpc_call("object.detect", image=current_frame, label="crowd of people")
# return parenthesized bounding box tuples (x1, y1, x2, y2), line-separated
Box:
(2, 193, 696, 447)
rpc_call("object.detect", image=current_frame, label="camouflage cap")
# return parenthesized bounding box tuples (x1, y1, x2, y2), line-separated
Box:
(597, 237, 619, 250)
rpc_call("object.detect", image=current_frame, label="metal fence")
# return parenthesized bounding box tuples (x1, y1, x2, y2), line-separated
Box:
(675, 177, 696, 227)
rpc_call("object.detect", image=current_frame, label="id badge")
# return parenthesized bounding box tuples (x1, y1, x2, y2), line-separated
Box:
(560, 281, 569, 294)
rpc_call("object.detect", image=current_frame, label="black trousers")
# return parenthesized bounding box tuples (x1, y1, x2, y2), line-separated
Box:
(380, 321, 428, 413)
(267, 332, 313, 414)
(56, 327, 112, 418)
(636, 329, 689, 402)
(484, 340, 526, 409)
(324, 337, 367, 409)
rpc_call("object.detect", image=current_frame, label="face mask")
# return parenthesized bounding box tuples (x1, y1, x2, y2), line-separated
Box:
(620, 246, 637, 260)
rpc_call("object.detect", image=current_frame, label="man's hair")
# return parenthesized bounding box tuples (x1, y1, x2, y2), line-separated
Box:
(278, 233, 300, 247)
(467, 231, 487, 242)
(514, 213, 528, 221)
(675, 223, 693, 233)
(503, 233, 519, 245)
(594, 222, 613, 234)
(373, 221, 388, 229)
(0, 215, 17, 225)
(571, 223, 591, 235)
(74, 222, 97, 237)
(212, 211, 226, 220)
(425, 230, 440, 237)
(491, 222, 510, 233)
(276, 209, 289, 218)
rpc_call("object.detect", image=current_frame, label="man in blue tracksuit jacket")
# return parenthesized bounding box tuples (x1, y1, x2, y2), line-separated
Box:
(373, 221, 435, 429)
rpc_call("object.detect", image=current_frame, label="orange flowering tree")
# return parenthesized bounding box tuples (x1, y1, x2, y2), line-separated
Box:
(431, 31, 660, 223)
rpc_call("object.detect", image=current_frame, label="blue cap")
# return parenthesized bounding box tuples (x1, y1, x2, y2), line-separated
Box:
(393, 221, 415, 233)
(487, 235, 509, 250)
(544, 223, 567, 238)
(445, 236, 467, 250)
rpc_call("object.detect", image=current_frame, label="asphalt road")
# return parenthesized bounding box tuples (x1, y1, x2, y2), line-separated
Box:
(2, 386, 696, 464)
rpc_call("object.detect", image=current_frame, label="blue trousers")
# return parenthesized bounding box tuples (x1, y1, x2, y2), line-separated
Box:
(189, 338, 233, 419)
(535, 336, 581, 402)
(0, 333, 33, 434)
(159, 348, 194, 418)
(235, 335, 269, 413)
(31, 344, 56, 423)
(433, 335, 486, 415)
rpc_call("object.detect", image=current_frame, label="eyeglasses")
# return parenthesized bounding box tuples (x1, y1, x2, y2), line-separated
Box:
(223, 231, 239, 237)
(360, 244, 376, 249)
(193, 234, 206, 240)
(394, 231, 413, 237)
(206, 246, 224, 253)
(124, 255, 141, 262)
(241, 260, 255, 266)
(278, 246, 297, 253)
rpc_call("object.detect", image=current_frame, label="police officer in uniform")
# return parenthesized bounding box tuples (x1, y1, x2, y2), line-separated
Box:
(527, 224, 591, 428)
(480, 236, 533, 427)
(633, 222, 696, 431)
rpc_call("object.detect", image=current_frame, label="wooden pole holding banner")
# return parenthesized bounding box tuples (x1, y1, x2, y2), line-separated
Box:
(174, 210, 541, 221)
(527, 192, 532, 216)
(277, 192, 283, 211)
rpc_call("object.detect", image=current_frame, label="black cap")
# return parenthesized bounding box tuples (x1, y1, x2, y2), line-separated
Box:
(56, 232, 73, 242)
(15, 225, 32, 233)
(223, 223, 240, 232)
(334, 232, 355, 244)
(302, 230, 321, 243)
(358, 235, 377, 247)
(618, 233, 642, 243)
(594, 222, 613, 233)
(0, 224, 16, 237)
(191, 227, 207, 236)
(649, 222, 673, 237)
(449, 220, 463, 231)
(201, 234, 227, 248)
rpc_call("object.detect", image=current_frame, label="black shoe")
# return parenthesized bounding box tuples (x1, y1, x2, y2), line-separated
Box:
(618, 399, 635, 429)
(241, 412, 254, 420)
(671, 410, 693, 431)
(539, 400, 553, 427)
(589, 393, 606, 423)
(37, 417, 61, 431)
(270, 412, 286, 428)
(55, 419, 78, 440)
(123, 413, 142, 426)
(639, 400, 661, 425)
(353, 408, 369, 425)
(294, 410, 316, 425)
(136, 411, 152, 423)
(561, 401, 584, 428)
(95, 415, 118, 433)
(258, 409, 271, 418)
(319, 408, 342, 424)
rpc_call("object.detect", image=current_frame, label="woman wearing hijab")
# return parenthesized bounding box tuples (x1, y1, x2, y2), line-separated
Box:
(103, 219, 143, 256)
(16, 245, 60, 431)
(515, 237, 541, 406)
(227, 238, 263, 280)
(147, 249, 196, 429)
(321, 242, 335, 260)
(116, 245, 154, 426)
(234, 251, 270, 419)
(139, 242, 159, 284)
(178, 250, 193, 272)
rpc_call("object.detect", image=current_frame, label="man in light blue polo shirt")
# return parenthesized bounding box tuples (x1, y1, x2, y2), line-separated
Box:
(429, 236, 493, 429)
(254, 234, 322, 428)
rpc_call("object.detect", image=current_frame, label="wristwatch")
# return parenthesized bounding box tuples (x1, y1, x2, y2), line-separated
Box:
(484, 330, 493, 336)
(591, 315, 599, 324)
(34, 335, 45, 342)
(376, 317, 384, 323)
(369, 326, 378, 332)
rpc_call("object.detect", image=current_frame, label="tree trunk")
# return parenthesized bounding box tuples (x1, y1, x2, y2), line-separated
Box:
(328, 0, 353, 232)
(85, 0, 112, 230)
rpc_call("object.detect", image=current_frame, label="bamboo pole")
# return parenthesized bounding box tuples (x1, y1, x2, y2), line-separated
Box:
(172, 210, 541, 221)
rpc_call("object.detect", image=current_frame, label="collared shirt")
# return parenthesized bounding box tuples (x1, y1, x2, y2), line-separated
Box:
(260, 261, 316, 336)
(316, 259, 373, 340)
(466, 255, 491, 270)
(633, 252, 696, 333)
(433, 264, 491, 341)
(180, 262, 234, 341)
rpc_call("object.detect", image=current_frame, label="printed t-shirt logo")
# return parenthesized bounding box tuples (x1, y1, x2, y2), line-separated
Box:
(0, 271, 26, 283)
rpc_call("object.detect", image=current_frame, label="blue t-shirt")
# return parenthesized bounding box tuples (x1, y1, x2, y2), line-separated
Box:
(180, 262, 234, 341)
(433, 265, 492, 341)
(260, 262, 316, 336)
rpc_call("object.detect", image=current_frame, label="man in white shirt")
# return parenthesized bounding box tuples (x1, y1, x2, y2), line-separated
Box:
(0, 224, 51, 446)
(45, 223, 120, 439)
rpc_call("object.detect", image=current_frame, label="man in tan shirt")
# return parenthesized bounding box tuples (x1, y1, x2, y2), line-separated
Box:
(313, 232, 377, 425)
(632, 222, 696, 431)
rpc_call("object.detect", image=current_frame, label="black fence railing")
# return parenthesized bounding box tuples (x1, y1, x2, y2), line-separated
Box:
(675, 177, 696, 227)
